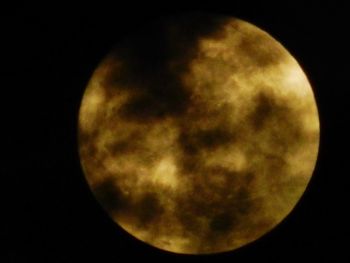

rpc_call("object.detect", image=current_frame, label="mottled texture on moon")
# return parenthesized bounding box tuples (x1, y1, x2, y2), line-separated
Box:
(78, 14, 319, 254)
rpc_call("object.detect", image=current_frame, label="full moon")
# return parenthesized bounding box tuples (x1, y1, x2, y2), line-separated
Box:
(78, 14, 319, 254)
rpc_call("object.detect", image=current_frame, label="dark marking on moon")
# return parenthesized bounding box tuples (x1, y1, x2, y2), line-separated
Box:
(134, 192, 164, 225)
(94, 178, 127, 213)
(238, 32, 285, 67)
(210, 213, 235, 232)
(100, 14, 231, 124)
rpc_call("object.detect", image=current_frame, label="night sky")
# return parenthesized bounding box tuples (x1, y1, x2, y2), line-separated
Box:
(4, 2, 349, 262)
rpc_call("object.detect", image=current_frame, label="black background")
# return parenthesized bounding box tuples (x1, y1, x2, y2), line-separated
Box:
(4, 2, 349, 262)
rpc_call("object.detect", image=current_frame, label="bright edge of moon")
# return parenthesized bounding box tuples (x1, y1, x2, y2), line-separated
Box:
(78, 14, 319, 254)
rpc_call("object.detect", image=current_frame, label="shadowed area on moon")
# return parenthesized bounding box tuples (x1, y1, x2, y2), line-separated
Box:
(104, 14, 230, 122)
(78, 13, 319, 254)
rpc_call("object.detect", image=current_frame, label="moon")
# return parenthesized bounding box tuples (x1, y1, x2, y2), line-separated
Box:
(78, 14, 319, 254)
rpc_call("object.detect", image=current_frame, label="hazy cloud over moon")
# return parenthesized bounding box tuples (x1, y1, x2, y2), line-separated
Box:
(78, 13, 319, 254)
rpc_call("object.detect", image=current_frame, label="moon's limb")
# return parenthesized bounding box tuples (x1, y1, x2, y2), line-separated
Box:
(78, 14, 319, 254)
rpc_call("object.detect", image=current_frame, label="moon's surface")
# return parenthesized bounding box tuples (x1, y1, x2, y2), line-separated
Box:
(78, 14, 319, 254)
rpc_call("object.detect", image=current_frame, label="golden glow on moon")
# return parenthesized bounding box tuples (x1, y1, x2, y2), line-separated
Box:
(78, 15, 319, 254)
